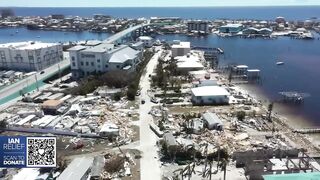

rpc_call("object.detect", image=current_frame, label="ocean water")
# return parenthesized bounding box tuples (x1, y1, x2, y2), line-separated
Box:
(0, 27, 110, 43)
(7, 6, 320, 20)
(157, 34, 320, 125)
(1, 7, 320, 126)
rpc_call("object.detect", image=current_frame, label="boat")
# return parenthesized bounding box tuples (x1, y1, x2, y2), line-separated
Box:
(276, 61, 284, 65)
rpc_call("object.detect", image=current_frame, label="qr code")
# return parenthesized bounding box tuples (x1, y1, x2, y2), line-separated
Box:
(26, 137, 56, 167)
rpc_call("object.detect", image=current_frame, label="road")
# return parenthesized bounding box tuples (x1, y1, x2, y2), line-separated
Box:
(0, 52, 70, 108)
(139, 49, 162, 180)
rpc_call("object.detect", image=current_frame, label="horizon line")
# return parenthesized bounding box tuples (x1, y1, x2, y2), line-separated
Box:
(1, 5, 320, 8)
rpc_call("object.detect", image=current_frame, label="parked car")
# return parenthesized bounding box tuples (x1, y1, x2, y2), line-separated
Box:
(136, 90, 141, 96)
(151, 97, 158, 104)
(141, 99, 145, 104)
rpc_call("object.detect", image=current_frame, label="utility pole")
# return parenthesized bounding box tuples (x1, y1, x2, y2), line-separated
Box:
(58, 63, 62, 82)
(34, 74, 39, 91)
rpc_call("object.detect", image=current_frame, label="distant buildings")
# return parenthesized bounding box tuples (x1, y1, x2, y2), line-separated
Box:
(242, 27, 273, 36)
(187, 20, 210, 34)
(275, 16, 286, 24)
(68, 41, 142, 79)
(171, 41, 190, 57)
(219, 24, 244, 34)
(137, 36, 153, 47)
(0, 41, 63, 71)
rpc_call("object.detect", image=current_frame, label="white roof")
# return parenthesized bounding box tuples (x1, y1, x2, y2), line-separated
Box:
(176, 55, 204, 69)
(100, 122, 119, 133)
(236, 65, 249, 69)
(57, 157, 93, 180)
(16, 114, 36, 126)
(221, 24, 243, 28)
(0, 41, 59, 50)
(109, 46, 140, 63)
(172, 41, 190, 49)
(191, 86, 230, 97)
(138, 36, 153, 41)
(247, 69, 260, 72)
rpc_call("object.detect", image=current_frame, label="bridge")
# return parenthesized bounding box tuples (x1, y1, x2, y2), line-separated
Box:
(103, 23, 152, 44)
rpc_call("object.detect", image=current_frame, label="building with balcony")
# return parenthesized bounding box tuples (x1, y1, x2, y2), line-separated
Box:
(187, 20, 210, 34)
(0, 41, 63, 71)
(68, 41, 142, 79)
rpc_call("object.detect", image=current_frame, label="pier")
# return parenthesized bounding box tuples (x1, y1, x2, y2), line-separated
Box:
(279, 92, 310, 104)
(293, 128, 320, 134)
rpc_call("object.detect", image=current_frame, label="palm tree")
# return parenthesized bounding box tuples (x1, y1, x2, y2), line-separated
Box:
(268, 102, 274, 122)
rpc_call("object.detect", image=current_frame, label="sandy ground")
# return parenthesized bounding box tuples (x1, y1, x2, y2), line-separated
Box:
(238, 84, 315, 129)
(138, 49, 162, 180)
(231, 82, 320, 153)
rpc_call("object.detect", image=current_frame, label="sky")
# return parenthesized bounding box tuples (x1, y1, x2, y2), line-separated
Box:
(0, 0, 320, 7)
(0, 0, 319, 7)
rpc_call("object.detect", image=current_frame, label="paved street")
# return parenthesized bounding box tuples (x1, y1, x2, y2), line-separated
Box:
(0, 52, 70, 108)
(139, 49, 162, 180)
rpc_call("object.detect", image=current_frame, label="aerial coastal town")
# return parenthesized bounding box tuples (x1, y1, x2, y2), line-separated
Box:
(1, 6, 320, 180)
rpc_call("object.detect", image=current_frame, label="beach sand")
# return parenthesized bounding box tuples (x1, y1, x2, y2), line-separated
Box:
(238, 84, 315, 129)
(237, 83, 320, 148)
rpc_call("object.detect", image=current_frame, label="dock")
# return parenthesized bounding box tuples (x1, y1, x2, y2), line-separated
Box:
(293, 128, 320, 134)
(279, 91, 310, 103)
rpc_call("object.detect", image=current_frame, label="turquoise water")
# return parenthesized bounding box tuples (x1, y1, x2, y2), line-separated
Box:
(0, 65, 69, 105)
(263, 172, 320, 180)
(9, 7, 320, 20)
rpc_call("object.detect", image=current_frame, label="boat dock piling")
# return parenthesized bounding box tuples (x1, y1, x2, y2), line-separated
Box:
(279, 91, 310, 104)
(293, 128, 320, 134)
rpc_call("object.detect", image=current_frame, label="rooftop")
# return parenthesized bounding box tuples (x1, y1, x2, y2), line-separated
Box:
(176, 54, 204, 69)
(57, 157, 93, 180)
(172, 41, 190, 49)
(109, 45, 140, 63)
(221, 24, 243, 28)
(81, 43, 114, 53)
(67, 45, 86, 51)
(42, 99, 63, 108)
(202, 112, 222, 125)
(191, 86, 230, 97)
(100, 122, 119, 133)
(138, 36, 153, 41)
(0, 41, 59, 50)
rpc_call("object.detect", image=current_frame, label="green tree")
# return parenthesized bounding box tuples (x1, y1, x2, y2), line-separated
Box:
(268, 102, 274, 122)
(113, 92, 122, 101)
(0, 120, 7, 129)
(236, 111, 246, 121)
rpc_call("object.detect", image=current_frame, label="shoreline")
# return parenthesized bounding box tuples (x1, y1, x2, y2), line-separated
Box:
(238, 83, 315, 129)
(234, 82, 320, 148)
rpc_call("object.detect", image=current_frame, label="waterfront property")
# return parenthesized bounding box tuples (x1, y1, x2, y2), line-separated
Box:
(219, 23, 244, 34)
(191, 86, 230, 105)
(175, 53, 204, 73)
(68, 41, 142, 78)
(137, 36, 154, 47)
(0, 41, 63, 71)
(171, 40, 191, 57)
(242, 27, 273, 36)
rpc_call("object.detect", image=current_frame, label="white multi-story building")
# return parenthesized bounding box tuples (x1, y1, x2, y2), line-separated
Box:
(187, 20, 210, 34)
(0, 41, 63, 71)
(171, 41, 191, 58)
(68, 41, 142, 79)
